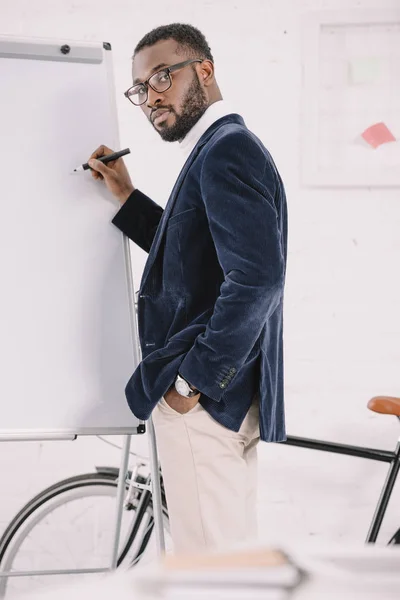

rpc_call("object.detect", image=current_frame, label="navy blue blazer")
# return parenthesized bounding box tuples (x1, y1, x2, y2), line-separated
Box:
(112, 114, 287, 442)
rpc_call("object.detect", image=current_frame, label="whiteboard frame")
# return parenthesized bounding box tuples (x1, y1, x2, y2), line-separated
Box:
(0, 35, 104, 63)
(0, 37, 144, 439)
(301, 9, 400, 188)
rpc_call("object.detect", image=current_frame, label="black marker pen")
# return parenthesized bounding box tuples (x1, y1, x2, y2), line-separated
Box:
(74, 148, 131, 172)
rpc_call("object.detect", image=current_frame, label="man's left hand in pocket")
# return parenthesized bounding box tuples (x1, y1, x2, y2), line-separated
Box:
(164, 386, 201, 414)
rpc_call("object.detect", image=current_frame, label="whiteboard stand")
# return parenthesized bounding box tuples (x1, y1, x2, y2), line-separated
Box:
(0, 35, 167, 584)
(121, 227, 165, 556)
(147, 417, 166, 556)
(110, 433, 132, 570)
(110, 421, 165, 569)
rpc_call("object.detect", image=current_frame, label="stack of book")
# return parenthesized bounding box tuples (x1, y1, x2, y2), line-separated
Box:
(157, 547, 303, 599)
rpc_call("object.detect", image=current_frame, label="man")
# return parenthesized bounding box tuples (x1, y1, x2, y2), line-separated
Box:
(88, 23, 288, 554)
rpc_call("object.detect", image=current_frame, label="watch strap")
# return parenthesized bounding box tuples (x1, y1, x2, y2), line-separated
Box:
(186, 387, 199, 397)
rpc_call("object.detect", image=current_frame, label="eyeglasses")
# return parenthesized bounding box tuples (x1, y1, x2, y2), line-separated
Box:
(124, 59, 202, 106)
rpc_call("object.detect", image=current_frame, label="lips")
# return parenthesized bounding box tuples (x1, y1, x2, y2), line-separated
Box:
(152, 109, 170, 125)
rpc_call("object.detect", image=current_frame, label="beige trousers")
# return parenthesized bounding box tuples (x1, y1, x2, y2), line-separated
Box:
(152, 396, 260, 554)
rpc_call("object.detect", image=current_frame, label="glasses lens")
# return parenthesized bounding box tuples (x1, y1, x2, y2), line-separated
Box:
(126, 84, 147, 105)
(149, 70, 171, 92)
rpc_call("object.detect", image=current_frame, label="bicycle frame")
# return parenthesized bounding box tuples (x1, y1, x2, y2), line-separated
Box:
(283, 433, 400, 543)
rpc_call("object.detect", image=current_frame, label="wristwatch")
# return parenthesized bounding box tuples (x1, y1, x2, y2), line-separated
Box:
(174, 374, 199, 398)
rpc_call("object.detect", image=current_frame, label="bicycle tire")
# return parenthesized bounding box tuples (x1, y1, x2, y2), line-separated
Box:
(388, 527, 400, 545)
(0, 470, 167, 598)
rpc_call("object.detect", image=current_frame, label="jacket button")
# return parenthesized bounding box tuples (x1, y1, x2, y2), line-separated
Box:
(229, 368, 236, 374)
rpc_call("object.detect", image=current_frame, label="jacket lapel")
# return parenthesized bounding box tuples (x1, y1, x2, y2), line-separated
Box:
(140, 114, 244, 291)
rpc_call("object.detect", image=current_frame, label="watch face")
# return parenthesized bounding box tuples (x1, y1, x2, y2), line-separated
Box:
(175, 379, 189, 397)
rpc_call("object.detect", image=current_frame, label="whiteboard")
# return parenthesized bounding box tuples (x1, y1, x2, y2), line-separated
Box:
(0, 37, 141, 438)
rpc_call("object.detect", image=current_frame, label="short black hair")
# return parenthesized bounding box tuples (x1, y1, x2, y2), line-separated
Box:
(133, 23, 214, 63)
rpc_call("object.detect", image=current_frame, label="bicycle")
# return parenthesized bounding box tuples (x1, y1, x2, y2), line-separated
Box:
(0, 394, 399, 598)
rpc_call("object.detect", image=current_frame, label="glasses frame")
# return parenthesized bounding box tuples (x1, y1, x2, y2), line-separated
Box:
(124, 59, 203, 106)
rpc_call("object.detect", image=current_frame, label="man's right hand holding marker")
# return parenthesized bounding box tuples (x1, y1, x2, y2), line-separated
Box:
(88, 145, 135, 205)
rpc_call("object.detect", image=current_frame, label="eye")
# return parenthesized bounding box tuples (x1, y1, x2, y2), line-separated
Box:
(155, 71, 169, 84)
(129, 85, 145, 98)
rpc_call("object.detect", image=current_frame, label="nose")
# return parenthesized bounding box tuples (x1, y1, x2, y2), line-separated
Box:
(146, 86, 165, 108)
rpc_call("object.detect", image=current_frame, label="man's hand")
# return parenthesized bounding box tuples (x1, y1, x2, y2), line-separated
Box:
(88, 145, 135, 205)
(164, 386, 201, 414)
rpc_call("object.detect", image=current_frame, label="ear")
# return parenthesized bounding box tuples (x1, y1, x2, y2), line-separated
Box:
(198, 60, 215, 86)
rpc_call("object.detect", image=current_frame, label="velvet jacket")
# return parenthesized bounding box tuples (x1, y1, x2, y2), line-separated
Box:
(112, 114, 288, 442)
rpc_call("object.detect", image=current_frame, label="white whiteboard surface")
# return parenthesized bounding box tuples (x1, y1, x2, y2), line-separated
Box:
(0, 37, 141, 437)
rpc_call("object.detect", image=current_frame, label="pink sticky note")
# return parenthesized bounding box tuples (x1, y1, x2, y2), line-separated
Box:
(361, 122, 396, 149)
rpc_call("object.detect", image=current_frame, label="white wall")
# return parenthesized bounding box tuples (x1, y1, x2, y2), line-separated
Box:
(1, 0, 400, 564)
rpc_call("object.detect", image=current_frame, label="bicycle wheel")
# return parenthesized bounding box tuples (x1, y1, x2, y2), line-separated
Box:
(0, 469, 170, 598)
(388, 527, 400, 544)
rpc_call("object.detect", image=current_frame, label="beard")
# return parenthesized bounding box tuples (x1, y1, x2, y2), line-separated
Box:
(152, 72, 208, 142)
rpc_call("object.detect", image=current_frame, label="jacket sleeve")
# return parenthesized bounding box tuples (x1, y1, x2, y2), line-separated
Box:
(111, 189, 164, 253)
(178, 131, 285, 403)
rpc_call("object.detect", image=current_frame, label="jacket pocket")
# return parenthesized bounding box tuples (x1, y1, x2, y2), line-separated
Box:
(167, 207, 198, 229)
